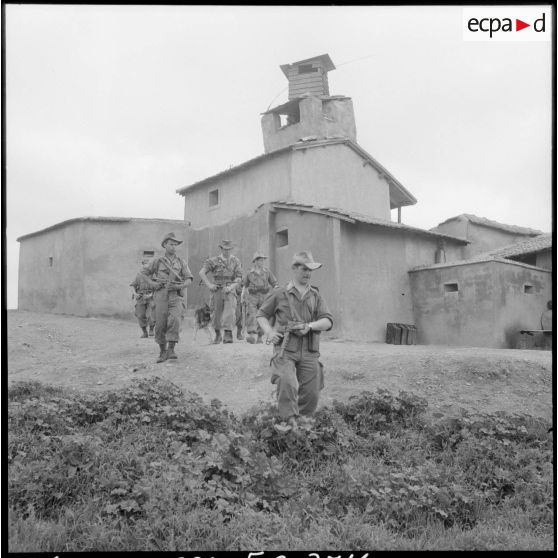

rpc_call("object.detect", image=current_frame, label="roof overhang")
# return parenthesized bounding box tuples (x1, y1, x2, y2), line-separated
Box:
(279, 54, 336, 78)
(176, 138, 417, 210)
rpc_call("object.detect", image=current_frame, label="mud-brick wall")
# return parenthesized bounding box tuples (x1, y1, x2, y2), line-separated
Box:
(81, 220, 188, 318)
(18, 219, 188, 319)
(409, 260, 552, 348)
(18, 223, 85, 315)
(187, 209, 270, 309)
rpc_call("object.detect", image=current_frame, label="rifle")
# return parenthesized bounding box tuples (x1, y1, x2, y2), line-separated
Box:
(275, 321, 306, 358)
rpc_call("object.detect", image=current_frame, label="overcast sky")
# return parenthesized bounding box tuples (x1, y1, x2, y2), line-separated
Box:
(5, 4, 553, 309)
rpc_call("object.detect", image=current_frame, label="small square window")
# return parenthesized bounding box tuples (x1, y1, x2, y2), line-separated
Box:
(48, 257, 53, 267)
(298, 64, 318, 74)
(143, 250, 154, 258)
(209, 189, 219, 207)
(524, 285, 533, 294)
(444, 283, 458, 293)
(276, 228, 288, 248)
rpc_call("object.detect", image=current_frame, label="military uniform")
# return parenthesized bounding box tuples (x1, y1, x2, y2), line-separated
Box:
(256, 281, 333, 419)
(144, 254, 193, 347)
(244, 265, 278, 342)
(201, 254, 243, 332)
(130, 271, 155, 336)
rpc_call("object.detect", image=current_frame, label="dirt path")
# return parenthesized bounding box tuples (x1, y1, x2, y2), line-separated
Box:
(7, 310, 554, 421)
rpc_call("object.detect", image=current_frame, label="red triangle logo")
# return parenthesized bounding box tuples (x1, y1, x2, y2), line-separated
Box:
(516, 19, 530, 31)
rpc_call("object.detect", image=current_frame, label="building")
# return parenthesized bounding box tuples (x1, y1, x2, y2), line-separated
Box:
(177, 54, 551, 347)
(17, 217, 188, 319)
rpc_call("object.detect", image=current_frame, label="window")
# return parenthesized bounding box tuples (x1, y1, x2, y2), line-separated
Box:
(143, 250, 154, 258)
(278, 102, 300, 128)
(524, 284, 533, 294)
(444, 283, 459, 293)
(298, 64, 318, 74)
(276, 228, 289, 247)
(209, 189, 219, 207)
(48, 257, 53, 267)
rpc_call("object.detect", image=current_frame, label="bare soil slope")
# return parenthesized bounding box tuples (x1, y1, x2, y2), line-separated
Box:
(7, 311, 554, 421)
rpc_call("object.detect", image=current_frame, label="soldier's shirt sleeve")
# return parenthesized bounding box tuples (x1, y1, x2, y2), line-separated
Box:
(268, 270, 278, 288)
(243, 272, 250, 288)
(144, 258, 158, 278)
(233, 257, 243, 280)
(256, 289, 278, 320)
(315, 292, 334, 330)
(180, 259, 194, 281)
(201, 257, 214, 274)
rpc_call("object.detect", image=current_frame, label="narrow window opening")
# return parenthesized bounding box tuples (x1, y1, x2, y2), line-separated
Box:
(209, 189, 219, 207)
(444, 283, 459, 293)
(143, 250, 154, 259)
(524, 284, 533, 294)
(278, 103, 300, 128)
(276, 228, 289, 248)
(48, 257, 53, 267)
(298, 64, 318, 74)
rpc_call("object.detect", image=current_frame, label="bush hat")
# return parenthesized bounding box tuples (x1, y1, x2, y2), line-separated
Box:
(292, 251, 322, 270)
(161, 232, 183, 247)
(219, 239, 235, 249)
(252, 251, 268, 262)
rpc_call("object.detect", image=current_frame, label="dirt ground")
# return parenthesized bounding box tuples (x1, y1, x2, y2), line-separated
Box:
(7, 310, 554, 421)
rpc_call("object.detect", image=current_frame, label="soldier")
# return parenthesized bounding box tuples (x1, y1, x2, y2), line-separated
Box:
(129, 259, 156, 338)
(199, 239, 243, 344)
(256, 251, 333, 424)
(243, 251, 278, 344)
(143, 232, 193, 363)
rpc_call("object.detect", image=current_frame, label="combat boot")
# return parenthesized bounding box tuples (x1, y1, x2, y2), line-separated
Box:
(167, 341, 177, 359)
(236, 326, 244, 341)
(223, 330, 233, 343)
(246, 334, 256, 344)
(156, 344, 167, 363)
(148, 325, 155, 337)
(140, 327, 148, 338)
(213, 330, 222, 344)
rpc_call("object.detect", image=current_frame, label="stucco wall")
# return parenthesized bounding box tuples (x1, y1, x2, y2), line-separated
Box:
(290, 144, 391, 220)
(18, 223, 86, 315)
(182, 154, 292, 229)
(337, 223, 464, 342)
(535, 250, 552, 270)
(187, 209, 270, 309)
(18, 219, 188, 319)
(409, 260, 551, 348)
(432, 218, 539, 258)
(261, 96, 357, 153)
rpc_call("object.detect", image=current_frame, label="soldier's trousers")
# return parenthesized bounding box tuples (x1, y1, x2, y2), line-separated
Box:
(269, 337, 325, 419)
(135, 297, 155, 328)
(245, 292, 269, 335)
(209, 289, 237, 330)
(153, 289, 184, 345)
(236, 294, 243, 330)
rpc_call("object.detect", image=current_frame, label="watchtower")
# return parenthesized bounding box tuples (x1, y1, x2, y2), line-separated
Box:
(280, 54, 336, 100)
(261, 54, 357, 153)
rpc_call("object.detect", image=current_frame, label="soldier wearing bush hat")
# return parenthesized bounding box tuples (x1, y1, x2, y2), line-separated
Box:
(199, 239, 243, 344)
(143, 232, 193, 362)
(256, 250, 333, 425)
(243, 251, 278, 344)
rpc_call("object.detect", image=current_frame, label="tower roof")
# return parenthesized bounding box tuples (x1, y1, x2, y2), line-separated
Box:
(280, 54, 336, 78)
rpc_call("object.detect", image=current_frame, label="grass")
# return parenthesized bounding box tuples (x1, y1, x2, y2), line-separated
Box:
(7, 378, 554, 551)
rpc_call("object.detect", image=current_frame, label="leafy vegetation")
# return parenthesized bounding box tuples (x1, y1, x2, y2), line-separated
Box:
(8, 378, 554, 551)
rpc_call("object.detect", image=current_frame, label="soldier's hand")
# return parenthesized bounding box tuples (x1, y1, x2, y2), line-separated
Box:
(267, 330, 283, 345)
(208, 283, 219, 292)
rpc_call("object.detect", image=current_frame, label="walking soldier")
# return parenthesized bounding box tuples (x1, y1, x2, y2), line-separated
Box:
(256, 251, 333, 423)
(143, 232, 193, 362)
(199, 239, 243, 344)
(130, 259, 156, 338)
(243, 251, 278, 344)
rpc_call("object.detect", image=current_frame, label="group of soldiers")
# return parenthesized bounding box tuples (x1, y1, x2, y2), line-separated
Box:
(130, 231, 333, 424)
